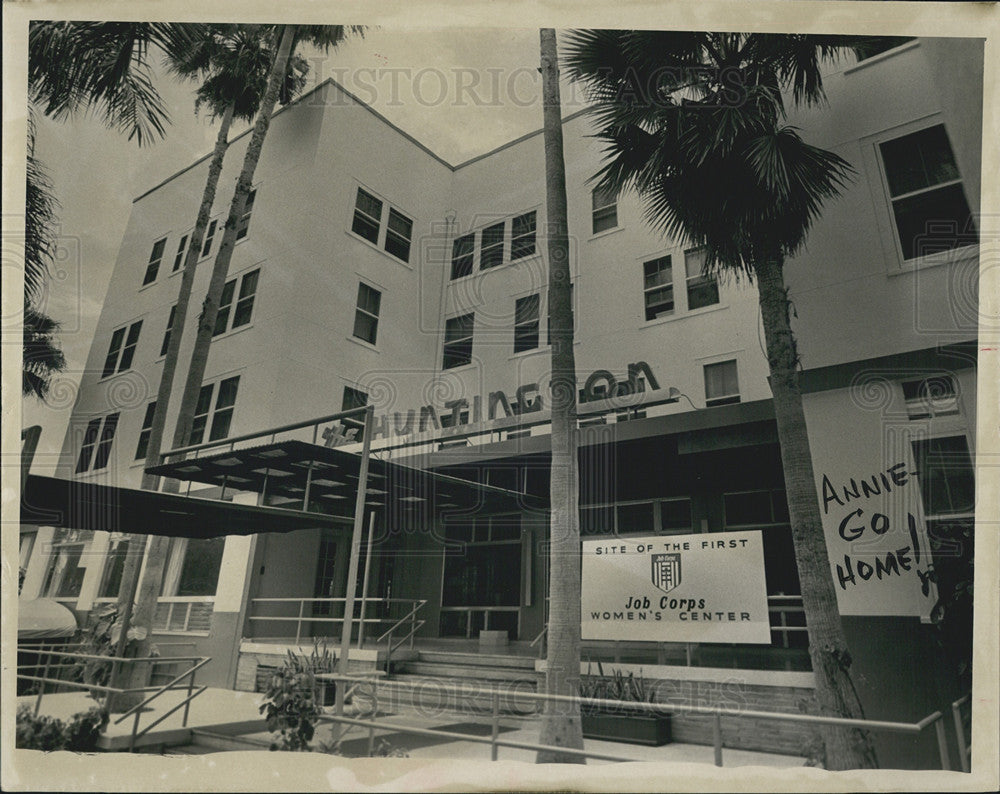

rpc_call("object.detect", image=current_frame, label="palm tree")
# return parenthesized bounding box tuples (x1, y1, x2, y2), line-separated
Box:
(111, 25, 310, 700)
(563, 31, 877, 770)
(118, 24, 362, 694)
(536, 28, 585, 764)
(23, 115, 66, 400)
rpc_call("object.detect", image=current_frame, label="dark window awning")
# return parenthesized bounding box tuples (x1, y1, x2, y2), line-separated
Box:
(145, 439, 546, 518)
(21, 473, 340, 538)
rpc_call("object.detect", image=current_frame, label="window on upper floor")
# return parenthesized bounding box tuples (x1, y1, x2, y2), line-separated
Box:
(911, 435, 975, 519)
(98, 537, 131, 598)
(341, 385, 369, 441)
(189, 375, 240, 445)
(350, 187, 413, 263)
(510, 211, 537, 260)
(352, 282, 381, 345)
(685, 247, 719, 310)
(172, 235, 188, 272)
(135, 401, 157, 460)
(451, 232, 475, 279)
(76, 413, 120, 473)
(201, 219, 218, 258)
(213, 269, 259, 336)
(160, 305, 176, 357)
(592, 186, 618, 234)
(102, 321, 142, 378)
(643, 256, 674, 321)
(514, 294, 540, 354)
(443, 313, 474, 369)
(480, 221, 505, 270)
(903, 375, 960, 420)
(236, 189, 256, 241)
(878, 124, 977, 262)
(143, 238, 167, 286)
(704, 359, 740, 407)
(161, 536, 225, 598)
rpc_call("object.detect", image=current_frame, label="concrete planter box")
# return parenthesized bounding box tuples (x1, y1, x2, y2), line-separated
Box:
(581, 709, 672, 746)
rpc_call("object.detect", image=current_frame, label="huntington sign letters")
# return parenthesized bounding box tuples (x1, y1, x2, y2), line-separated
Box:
(581, 531, 771, 644)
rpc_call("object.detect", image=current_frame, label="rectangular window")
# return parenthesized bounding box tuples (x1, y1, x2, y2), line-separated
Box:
(143, 238, 166, 285)
(44, 543, 86, 599)
(443, 313, 474, 369)
(879, 124, 977, 261)
(209, 376, 239, 441)
(704, 359, 740, 406)
(236, 189, 256, 240)
(384, 208, 413, 262)
(911, 436, 975, 517)
(352, 188, 382, 244)
(76, 417, 102, 473)
(135, 401, 157, 460)
(903, 375, 960, 420)
(160, 304, 177, 357)
(341, 386, 369, 441)
(172, 235, 188, 272)
(592, 186, 618, 234)
(510, 211, 537, 260)
(514, 294, 540, 353)
(102, 320, 142, 378)
(92, 412, 120, 470)
(201, 219, 217, 257)
(660, 498, 693, 533)
(213, 269, 259, 336)
(643, 256, 674, 320)
(162, 537, 225, 597)
(480, 221, 505, 269)
(189, 376, 241, 445)
(685, 247, 719, 310)
(352, 282, 381, 345)
(451, 233, 475, 279)
(99, 538, 130, 598)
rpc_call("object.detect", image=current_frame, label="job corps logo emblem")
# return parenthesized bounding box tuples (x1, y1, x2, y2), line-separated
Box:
(651, 553, 681, 594)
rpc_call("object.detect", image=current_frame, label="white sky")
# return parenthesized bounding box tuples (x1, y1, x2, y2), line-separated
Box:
(22, 27, 587, 469)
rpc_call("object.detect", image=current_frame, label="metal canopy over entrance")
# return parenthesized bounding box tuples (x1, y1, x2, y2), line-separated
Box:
(145, 438, 546, 518)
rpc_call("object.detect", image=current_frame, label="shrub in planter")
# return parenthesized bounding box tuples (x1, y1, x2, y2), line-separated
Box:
(16, 704, 109, 751)
(258, 643, 337, 751)
(578, 662, 671, 746)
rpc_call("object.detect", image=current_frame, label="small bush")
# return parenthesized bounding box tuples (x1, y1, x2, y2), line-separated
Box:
(258, 643, 336, 752)
(16, 704, 108, 752)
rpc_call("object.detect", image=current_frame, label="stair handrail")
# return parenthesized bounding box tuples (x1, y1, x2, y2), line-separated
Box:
(529, 623, 548, 657)
(373, 599, 426, 646)
(374, 599, 426, 669)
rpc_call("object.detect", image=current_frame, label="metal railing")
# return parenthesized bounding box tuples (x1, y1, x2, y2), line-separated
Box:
(951, 693, 972, 773)
(314, 673, 957, 768)
(16, 647, 210, 752)
(529, 625, 548, 658)
(247, 597, 425, 659)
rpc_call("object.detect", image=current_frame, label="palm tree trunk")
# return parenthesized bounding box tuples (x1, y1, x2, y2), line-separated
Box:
(170, 24, 295, 456)
(108, 103, 234, 711)
(755, 254, 878, 770)
(537, 27, 585, 765)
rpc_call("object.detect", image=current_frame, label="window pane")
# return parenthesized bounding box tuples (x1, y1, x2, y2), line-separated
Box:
(880, 125, 960, 197)
(891, 184, 976, 261)
(480, 222, 504, 269)
(357, 283, 381, 315)
(238, 269, 259, 300)
(511, 211, 536, 260)
(445, 313, 474, 342)
(236, 189, 256, 240)
(214, 279, 237, 336)
(160, 305, 177, 357)
(705, 360, 739, 404)
(215, 376, 240, 409)
(92, 413, 120, 470)
(353, 189, 382, 244)
(644, 286, 674, 321)
(384, 208, 412, 261)
(515, 294, 539, 324)
(208, 408, 234, 441)
(451, 233, 475, 279)
(687, 276, 720, 310)
(592, 187, 618, 234)
(580, 504, 614, 536)
(912, 436, 975, 516)
(99, 539, 130, 598)
(355, 188, 382, 220)
(173, 235, 188, 271)
(725, 491, 773, 526)
(201, 220, 217, 256)
(76, 418, 102, 472)
(118, 321, 142, 371)
(103, 327, 126, 378)
(195, 384, 214, 415)
(353, 311, 378, 344)
(176, 537, 225, 596)
(660, 499, 692, 532)
(617, 502, 654, 535)
(135, 401, 157, 459)
(443, 339, 473, 369)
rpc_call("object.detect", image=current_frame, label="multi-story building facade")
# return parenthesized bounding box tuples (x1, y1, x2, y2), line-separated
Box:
(20, 37, 981, 766)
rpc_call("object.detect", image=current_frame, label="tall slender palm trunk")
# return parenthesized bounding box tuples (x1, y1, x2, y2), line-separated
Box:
(755, 255, 878, 770)
(112, 25, 297, 706)
(109, 105, 234, 710)
(537, 27, 585, 764)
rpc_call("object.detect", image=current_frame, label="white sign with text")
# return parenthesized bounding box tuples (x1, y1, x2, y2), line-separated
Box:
(581, 530, 772, 644)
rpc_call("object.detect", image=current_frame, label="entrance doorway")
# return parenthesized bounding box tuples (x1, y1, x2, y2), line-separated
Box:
(440, 515, 522, 639)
